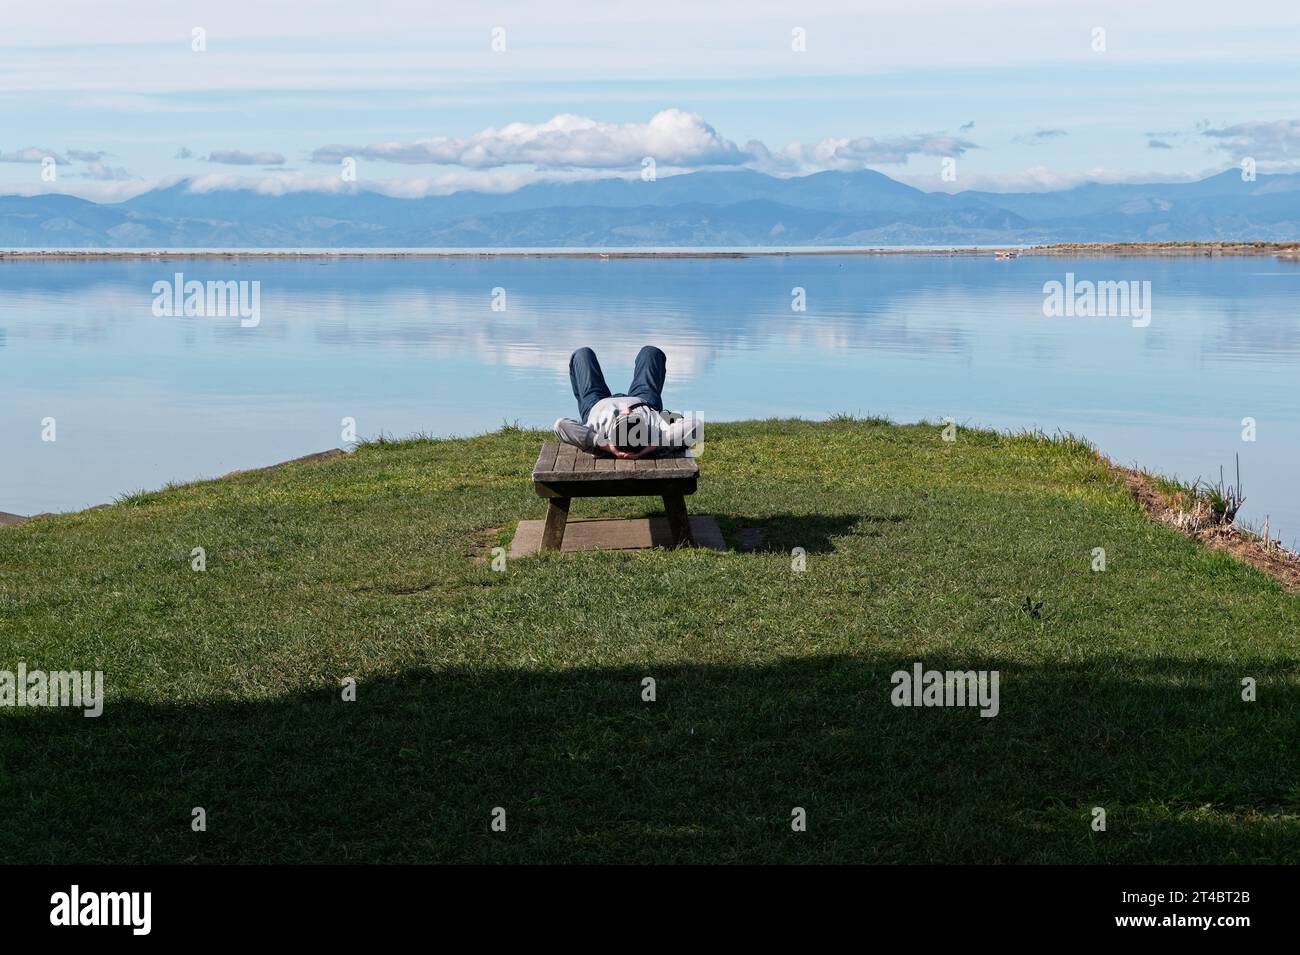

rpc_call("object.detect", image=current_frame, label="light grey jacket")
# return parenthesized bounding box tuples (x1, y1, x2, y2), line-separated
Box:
(553, 395, 694, 452)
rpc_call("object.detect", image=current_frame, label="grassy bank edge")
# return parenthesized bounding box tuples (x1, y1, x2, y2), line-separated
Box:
(5, 418, 1298, 593)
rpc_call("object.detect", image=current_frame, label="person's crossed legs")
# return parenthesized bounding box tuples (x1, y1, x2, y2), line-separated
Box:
(569, 345, 666, 420)
(569, 347, 612, 421)
(626, 345, 666, 412)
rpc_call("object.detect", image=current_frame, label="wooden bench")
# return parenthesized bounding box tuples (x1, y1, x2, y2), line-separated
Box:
(531, 442, 699, 551)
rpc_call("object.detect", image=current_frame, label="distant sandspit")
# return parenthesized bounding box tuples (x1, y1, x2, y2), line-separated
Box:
(3, 242, 1300, 261)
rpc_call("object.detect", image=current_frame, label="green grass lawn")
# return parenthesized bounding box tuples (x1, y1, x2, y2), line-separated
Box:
(2, 418, 1297, 863)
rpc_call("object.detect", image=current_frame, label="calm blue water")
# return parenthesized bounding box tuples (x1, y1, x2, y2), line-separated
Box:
(3, 254, 1298, 543)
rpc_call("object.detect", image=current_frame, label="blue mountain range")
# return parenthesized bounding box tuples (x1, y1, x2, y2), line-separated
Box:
(3, 168, 1299, 247)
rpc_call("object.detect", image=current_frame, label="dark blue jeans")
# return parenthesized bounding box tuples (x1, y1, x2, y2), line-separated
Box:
(569, 346, 666, 421)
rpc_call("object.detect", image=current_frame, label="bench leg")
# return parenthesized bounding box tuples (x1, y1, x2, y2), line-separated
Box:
(541, 497, 570, 551)
(662, 494, 694, 548)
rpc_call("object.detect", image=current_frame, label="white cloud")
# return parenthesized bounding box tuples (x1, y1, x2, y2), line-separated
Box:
(181, 166, 642, 197)
(205, 149, 287, 165)
(79, 161, 135, 181)
(1203, 119, 1300, 160)
(755, 132, 978, 173)
(835, 133, 977, 163)
(1012, 128, 1068, 145)
(0, 167, 649, 200)
(184, 172, 352, 195)
(898, 165, 1208, 194)
(363, 167, 639, 197)
(311, 109, 748, 169)
(0, 147, 68, 164)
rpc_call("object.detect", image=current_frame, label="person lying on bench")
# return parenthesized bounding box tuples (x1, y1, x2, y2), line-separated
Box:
(554, 346, 697, 459)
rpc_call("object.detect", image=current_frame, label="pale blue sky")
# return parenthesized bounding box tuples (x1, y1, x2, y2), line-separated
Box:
(3, 0, 1299, 199)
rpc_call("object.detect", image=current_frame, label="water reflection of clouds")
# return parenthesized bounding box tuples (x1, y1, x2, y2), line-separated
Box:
(0, 284, 290, 345)
(305, 289, 719, 378)
(0, 287, 139, 344)
(1207, 296, 1300, 362)
(9, 265, 1291, 380)
(13, 260, 1240, 375)
(301, 286, 974, 380)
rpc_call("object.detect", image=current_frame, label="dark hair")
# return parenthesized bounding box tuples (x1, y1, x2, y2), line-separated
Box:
(612, 412, 648, 454)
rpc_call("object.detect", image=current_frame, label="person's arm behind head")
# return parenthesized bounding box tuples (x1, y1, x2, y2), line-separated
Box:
(553, 418, 598, 452)
(659, 412, 699, 452)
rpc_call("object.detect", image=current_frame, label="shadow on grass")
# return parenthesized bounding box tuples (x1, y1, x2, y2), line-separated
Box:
(2, 655, 1296, 863)
(716, 512, 901, 553)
